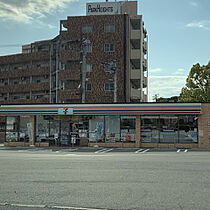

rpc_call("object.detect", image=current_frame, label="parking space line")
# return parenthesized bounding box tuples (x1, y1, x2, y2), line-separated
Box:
(100, 148, 113, 153)
(0, 202, 103, 210)
(95, 148, 108, 153)
(135, 149, 143, 153)
(141, 149, 150, 153)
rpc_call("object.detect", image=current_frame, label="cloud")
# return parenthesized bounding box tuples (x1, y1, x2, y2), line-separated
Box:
(189, 1, 198, 7)
(149, 68, 163, 73)
(148, 75, 187, 101)
(173, 68, 187, 75)
(0, 0, 76, 23)
(186, 20, 210, 31)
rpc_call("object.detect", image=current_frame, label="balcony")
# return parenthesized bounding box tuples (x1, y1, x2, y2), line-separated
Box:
(0, 66, 49, 79)
(59, 89, 81, 100)
(131, 69, 141, 80)
(131, 49, 140, 60)
(0, 51, 50, 65)
(131, 30, 140, 40)
(130, 88, 140, 99)
(143, 93, 147, 102)
(0, 82, 50, 94)
(59, 69, 81, 81)
(130, 19, 141, 30)
(0, 97, 50, 104)
(130, 39, 140, 50)
(130, 59, 140, 69)
(143, 41, 148, 53)
(59, 50, 80, 61)
(143, 77, 148, 88)
(142, 59, 147, 71)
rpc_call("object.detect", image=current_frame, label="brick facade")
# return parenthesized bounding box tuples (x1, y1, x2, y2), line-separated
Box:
(0, 15, 127, 104)
(59, 15, 126, 103)
(198, 103, 210, 149)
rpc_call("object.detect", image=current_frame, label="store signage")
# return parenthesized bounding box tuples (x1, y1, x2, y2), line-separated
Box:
(58, 107, 73, 115)
(86, 2, 121, 16)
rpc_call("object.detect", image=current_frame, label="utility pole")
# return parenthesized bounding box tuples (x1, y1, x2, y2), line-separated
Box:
(55, 40, 60, 103)
(49, 38, 89, 103)
(81, 38, 90, 103)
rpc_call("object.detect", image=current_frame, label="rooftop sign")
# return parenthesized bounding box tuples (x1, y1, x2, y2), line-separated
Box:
(86, 2, 121, 16)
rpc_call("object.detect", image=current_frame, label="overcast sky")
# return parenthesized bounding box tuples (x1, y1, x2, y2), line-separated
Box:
(0, 0, 209, 101)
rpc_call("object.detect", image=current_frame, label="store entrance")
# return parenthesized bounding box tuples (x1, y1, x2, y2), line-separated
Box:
(36, 115, 89, 147)
(60, 122, 79, 146)
(59, 116, 89, 147)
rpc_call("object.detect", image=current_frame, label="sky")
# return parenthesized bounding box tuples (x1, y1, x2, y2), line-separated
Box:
(0, 0, 209, 101)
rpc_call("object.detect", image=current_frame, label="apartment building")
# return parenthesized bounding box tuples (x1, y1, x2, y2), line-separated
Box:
(0, 0, 148, 104)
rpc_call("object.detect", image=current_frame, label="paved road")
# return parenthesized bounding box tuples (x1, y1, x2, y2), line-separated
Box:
(0, 147, 210, 210)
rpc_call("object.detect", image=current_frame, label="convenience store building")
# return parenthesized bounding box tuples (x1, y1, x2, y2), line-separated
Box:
(0, 103, 209, 149)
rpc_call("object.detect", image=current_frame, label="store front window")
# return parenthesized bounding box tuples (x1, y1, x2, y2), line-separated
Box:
(141, 115, 198, 144)
(36, 116, 49, 142)
(19, 116, 30, 142)
(36, 115, 89, 146)
(6, 116, 19, 142)
(178, 116, 198, 143)
(141, 116, 159, 143)
(120, 116, 136, 142)
(6, 116, 30, 142)
(89, 116, 104, 142)
(105, 116, 120, 142)
(159, 116, 178, 143)
(89, 116, 136, 143)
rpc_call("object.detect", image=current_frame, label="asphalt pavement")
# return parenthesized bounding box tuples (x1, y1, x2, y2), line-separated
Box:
(0, 147, 210, 210)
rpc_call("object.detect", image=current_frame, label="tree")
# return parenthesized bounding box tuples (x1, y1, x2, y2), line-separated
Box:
(152, 94, 159, 102)
(156, 96, 178, 102)
(179, 61, 210, 102)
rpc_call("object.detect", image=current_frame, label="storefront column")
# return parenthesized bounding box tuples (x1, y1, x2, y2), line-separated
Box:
(30, 115, 36, 146)
(135, 115, 141, 148)
(198, 103, 210, 149)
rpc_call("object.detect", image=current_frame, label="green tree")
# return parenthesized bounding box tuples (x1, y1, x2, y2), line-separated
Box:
(179, 61, 210, 102)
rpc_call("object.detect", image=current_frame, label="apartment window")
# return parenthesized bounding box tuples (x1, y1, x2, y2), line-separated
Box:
(86, 83, 92, 91)
(84, 43, 92, 53)
(104, 43, 115, 52)
(14, 81, 19, 85)
(59, 62, 66, 70)
(104, 24, 115, 32)
(82, 25, 92, 33)
(13, 96, 20, 100)
(86, 64, 92, 72)
(105, 83, 114, 91)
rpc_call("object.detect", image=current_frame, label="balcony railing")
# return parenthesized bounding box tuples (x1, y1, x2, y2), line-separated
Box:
(131, 30, 140, 40)
(131, 69, 141, 80)
(131, 49, 140, 60)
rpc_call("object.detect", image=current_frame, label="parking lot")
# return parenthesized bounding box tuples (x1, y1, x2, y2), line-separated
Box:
(1, 145, 208, 154)
(0, 147, 210, 210)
